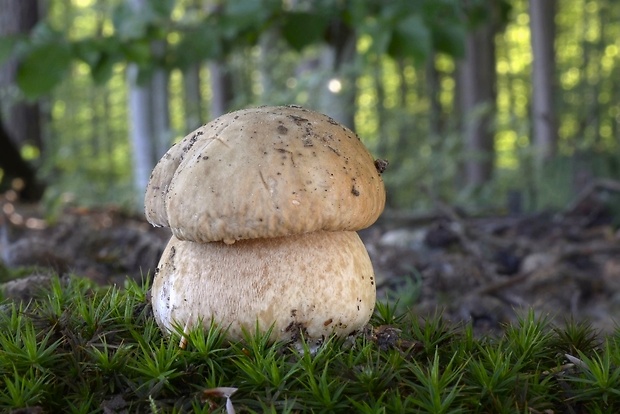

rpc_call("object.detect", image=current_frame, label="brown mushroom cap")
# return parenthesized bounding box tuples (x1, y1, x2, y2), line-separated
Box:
(151, 231, 376, 342)
(145, 105, 386, 243)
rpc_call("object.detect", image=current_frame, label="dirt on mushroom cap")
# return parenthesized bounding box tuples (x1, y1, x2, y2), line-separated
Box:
(144, 105, 386, 243)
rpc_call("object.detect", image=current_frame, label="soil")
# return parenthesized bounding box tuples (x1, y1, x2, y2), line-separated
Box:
(2, 188, 620, 337)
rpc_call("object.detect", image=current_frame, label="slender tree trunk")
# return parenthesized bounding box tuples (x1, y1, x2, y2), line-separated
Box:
(0, 0, 42, 151)
(150, 51, 171, 160)
(374, 58, 388, 157)
(126, 0, 171, 205)
(457, 21, 497, 187)
(127, 64, 154, 200)
(317, 21, 357, 129)
(257, 27, 281, 103)
(208, 60, 234, 119)
(0, 0, 44, 201)
(529, 0, 557, 163)
(183, 65, 203, 131)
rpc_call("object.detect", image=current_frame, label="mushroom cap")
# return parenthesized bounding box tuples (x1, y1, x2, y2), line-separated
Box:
(145, 105, 386, 243)
(151, 231, 376, 342)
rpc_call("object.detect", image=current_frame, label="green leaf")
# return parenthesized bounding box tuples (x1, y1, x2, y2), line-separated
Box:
(387, 14, 432, 61)
(73, 38, 103, 67)
(171, 26, 222, 69)
(16, 41, 72, 98)
(112, 3, 149, 40)
(91, 52, 117, 85)
(431, 24, 466, 57)
(120, 40, 151, 65)
(281, 12, 329, 51)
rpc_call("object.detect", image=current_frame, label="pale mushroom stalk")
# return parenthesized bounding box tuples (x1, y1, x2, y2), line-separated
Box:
(152, 231, 376, 342)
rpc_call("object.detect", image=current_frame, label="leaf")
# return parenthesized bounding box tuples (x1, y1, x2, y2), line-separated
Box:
(218, 0, 278, 42)
(91, 52, 117, 85)
(112, 2, 150, 40)
(281, 12, 329, 51)
(171, 26, 222, 69)
(431, 24, 466, 57)
(73, 38, 103, 67)
(120, 40, 151, 65)
(16, 41, 72, 98)
(387, 14, 432, 61)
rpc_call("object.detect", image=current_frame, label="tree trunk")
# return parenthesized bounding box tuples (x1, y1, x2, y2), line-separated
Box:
(457, 21, 497, 187)
(127, 64, 154, 201)
(0, 0, 43, 151)
(208, 60, 234, 119)
(529, 0, 557, 163)
(125, 0, 172, 206)
(150, 70, 171, 160)
(257, 27, 281, 103)
(183, 64, 203, 131)
(317, 21, 357, 129)
(0, 0, 44, 201)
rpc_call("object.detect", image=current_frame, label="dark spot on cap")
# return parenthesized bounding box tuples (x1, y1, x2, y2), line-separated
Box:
(374, 159, 389, 174)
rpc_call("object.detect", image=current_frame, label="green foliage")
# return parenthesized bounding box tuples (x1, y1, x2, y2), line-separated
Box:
(2, 0, 490, 98)
(2, 0, 619, 213)
(0, 275, 619, 412)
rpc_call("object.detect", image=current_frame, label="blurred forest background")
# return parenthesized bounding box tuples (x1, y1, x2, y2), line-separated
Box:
(0, 0, 619, 216)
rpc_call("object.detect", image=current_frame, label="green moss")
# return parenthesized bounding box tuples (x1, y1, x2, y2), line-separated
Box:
(0, 275, 619, 413)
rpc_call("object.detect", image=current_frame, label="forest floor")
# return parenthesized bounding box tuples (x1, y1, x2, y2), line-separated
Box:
(1, 190, 620, 337)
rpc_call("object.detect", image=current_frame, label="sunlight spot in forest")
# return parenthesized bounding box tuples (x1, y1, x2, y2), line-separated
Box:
(516, 12, 529, 25)
(328, 79, 342, 93)
(605, 45, 618, 57)
(497, 60, 510, 74)
(25, 218, 46, 230)
(53, 100, 66, 118)
(517, 136, 529, 148)
(598, 91, 610, 104)
(167, 32, 180, 45)
(561, 68, 581, 90)
(21, 145, 40, 161)
(585, 0, 599, 13)
(76, 62, 90, 76)
(600, 124, 612, 139)
(286, 78, 297, 89)
(3, 202, 15, 215)
(73, 0, 95, 7)
(357, 35, 371, 54)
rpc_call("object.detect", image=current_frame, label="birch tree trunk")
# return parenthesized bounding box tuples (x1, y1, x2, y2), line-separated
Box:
(208, 61, 234, 119)
(183, 65, 203, 131)
(150, 41, 172, 160)
(529, 0, 557, 163)
(125, 0, 172, 206)
(127, 63, 154, 202)
(457, 21, 497, 187)
(257, 27, 281, 103)
(317, 23, 357, 129)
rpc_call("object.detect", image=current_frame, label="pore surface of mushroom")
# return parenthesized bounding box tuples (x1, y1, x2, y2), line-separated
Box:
(146, 105, 386, 342)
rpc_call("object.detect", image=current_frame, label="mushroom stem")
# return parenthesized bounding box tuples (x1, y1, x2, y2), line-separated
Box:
(151, 231, 376, 342)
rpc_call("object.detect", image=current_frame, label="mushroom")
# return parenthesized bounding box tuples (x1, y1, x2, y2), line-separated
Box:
(146, 105, 386, 342)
